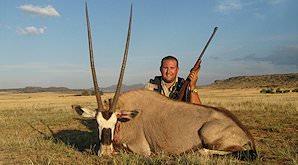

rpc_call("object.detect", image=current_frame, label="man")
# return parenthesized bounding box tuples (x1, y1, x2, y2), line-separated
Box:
(145, 56, 201, 105)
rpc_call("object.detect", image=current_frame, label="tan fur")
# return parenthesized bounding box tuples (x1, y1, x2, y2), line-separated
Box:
(115, 89, 256, 155)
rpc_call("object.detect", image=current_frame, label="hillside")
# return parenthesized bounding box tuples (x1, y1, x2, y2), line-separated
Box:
(0, 84, 145, 93)
(208, 72, 298, 89)
(0, 86, 80, 93)
(101, 83, 144, 92)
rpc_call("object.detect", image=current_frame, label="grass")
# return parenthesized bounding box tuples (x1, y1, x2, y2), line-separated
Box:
(0, 88, 297, 164)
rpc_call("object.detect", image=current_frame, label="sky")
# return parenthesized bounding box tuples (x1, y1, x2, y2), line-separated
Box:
(0, 0, 297, 89)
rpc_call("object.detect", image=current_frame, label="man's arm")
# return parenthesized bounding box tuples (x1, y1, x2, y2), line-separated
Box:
(188, 68, 202, 105)
(189, 88, 201, 105)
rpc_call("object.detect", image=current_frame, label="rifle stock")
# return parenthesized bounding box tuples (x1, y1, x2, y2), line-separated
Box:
(178, 27, 218, 101)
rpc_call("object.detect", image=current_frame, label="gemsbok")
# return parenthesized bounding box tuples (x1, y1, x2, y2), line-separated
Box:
(72, 1, 257, 160)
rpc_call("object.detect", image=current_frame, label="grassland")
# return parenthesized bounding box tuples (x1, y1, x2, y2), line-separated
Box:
(0, 88, 297, 164)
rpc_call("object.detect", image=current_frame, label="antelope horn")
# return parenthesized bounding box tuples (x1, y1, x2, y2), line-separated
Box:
(110, 2, 133, 112)
(85, 0, 104, 111)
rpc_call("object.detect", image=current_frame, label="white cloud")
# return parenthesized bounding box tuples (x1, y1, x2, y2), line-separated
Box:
(267, 0, 287, 5)
(253, 12, 265, 19)
(0, 24, 12, 30)
(19, 4, 60, 17)
(216, 0, 288, 17)
(16, 26, 47, 35)
(216, 0, 243, 13)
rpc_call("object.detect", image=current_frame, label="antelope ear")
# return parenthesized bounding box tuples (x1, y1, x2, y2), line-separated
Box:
(116, 110, 140, 122)
(72, 105, 97, 118)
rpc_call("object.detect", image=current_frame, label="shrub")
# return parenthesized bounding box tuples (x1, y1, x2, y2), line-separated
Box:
(90, 90, 103, 95)
(260, 89, 266, 93)
(261, 88, 296, 94)
(81, 90, 103, 96)
(260, 88, 275, 94)
(282, 90, 290, 93)
(81, 90, 90, 96)
(276, 88, 282, 93)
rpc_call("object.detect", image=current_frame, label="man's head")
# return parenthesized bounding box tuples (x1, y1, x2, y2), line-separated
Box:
(160, 56, 179, 83)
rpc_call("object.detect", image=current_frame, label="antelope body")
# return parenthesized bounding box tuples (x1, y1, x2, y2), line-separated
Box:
(74, 89, 256, 157)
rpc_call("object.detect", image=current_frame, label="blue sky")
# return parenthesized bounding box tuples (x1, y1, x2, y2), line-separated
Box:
(0, 0, 297, 89)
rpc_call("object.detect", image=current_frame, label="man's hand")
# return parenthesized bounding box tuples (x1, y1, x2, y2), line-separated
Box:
(188, 60, 201, 89)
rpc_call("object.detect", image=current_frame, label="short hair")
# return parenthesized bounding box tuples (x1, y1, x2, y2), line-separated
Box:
(160, 56, 179, 68)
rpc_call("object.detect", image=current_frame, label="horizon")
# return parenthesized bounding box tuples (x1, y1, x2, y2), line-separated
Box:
(1, 71, 297, 90)
(1, 0, 297, 89)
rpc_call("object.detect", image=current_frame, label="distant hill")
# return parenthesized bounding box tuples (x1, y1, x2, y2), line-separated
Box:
(0, 84, 145, 93)
(0, 86, 74, 93)
(208, 72, 298, 89)
(101, 83, 145, 92)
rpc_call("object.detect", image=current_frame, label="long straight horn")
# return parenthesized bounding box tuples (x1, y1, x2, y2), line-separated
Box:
(85, 0, 104, 110)
(110, 2, 133, 112)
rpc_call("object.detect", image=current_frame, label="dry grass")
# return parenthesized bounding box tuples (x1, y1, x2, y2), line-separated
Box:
(0, 88, 297, 164)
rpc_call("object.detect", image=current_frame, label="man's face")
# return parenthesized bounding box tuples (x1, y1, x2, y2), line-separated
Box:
(160, 59, 179, 83)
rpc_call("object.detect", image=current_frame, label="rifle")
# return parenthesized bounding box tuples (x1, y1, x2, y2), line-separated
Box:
(178, 27, 218, 101)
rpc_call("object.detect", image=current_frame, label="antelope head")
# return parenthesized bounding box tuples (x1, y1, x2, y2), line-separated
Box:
(73, 0, 133, 156)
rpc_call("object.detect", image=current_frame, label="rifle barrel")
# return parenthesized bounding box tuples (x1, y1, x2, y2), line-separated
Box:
(198, 27, 218, 61)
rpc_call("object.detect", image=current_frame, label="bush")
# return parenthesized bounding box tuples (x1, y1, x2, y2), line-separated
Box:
(81, 90, 90, 96)
(260, 88, 275, 94)
(90, 90, 103, 95)
(276, 88, 282, 93)
(260, 88, 295, 94)
(81, 90, 103, 96)
(282, 90, 290, 93)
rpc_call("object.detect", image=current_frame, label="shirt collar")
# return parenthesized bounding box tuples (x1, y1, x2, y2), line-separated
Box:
(161, 77, 178, 97)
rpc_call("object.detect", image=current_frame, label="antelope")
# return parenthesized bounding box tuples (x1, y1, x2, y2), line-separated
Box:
(72, 1, 257, 160)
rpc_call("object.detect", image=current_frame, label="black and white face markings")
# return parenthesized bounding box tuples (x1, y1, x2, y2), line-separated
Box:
(96, 111, 118, 146)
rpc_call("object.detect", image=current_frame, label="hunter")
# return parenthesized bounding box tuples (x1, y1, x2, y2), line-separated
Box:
(145, 55, 201, 105)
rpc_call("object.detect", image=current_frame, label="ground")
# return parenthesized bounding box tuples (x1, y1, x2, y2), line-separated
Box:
(0, 88, 297, 164)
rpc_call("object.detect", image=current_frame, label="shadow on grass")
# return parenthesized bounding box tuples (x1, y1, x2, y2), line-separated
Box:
(46, 118, 100, 153)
